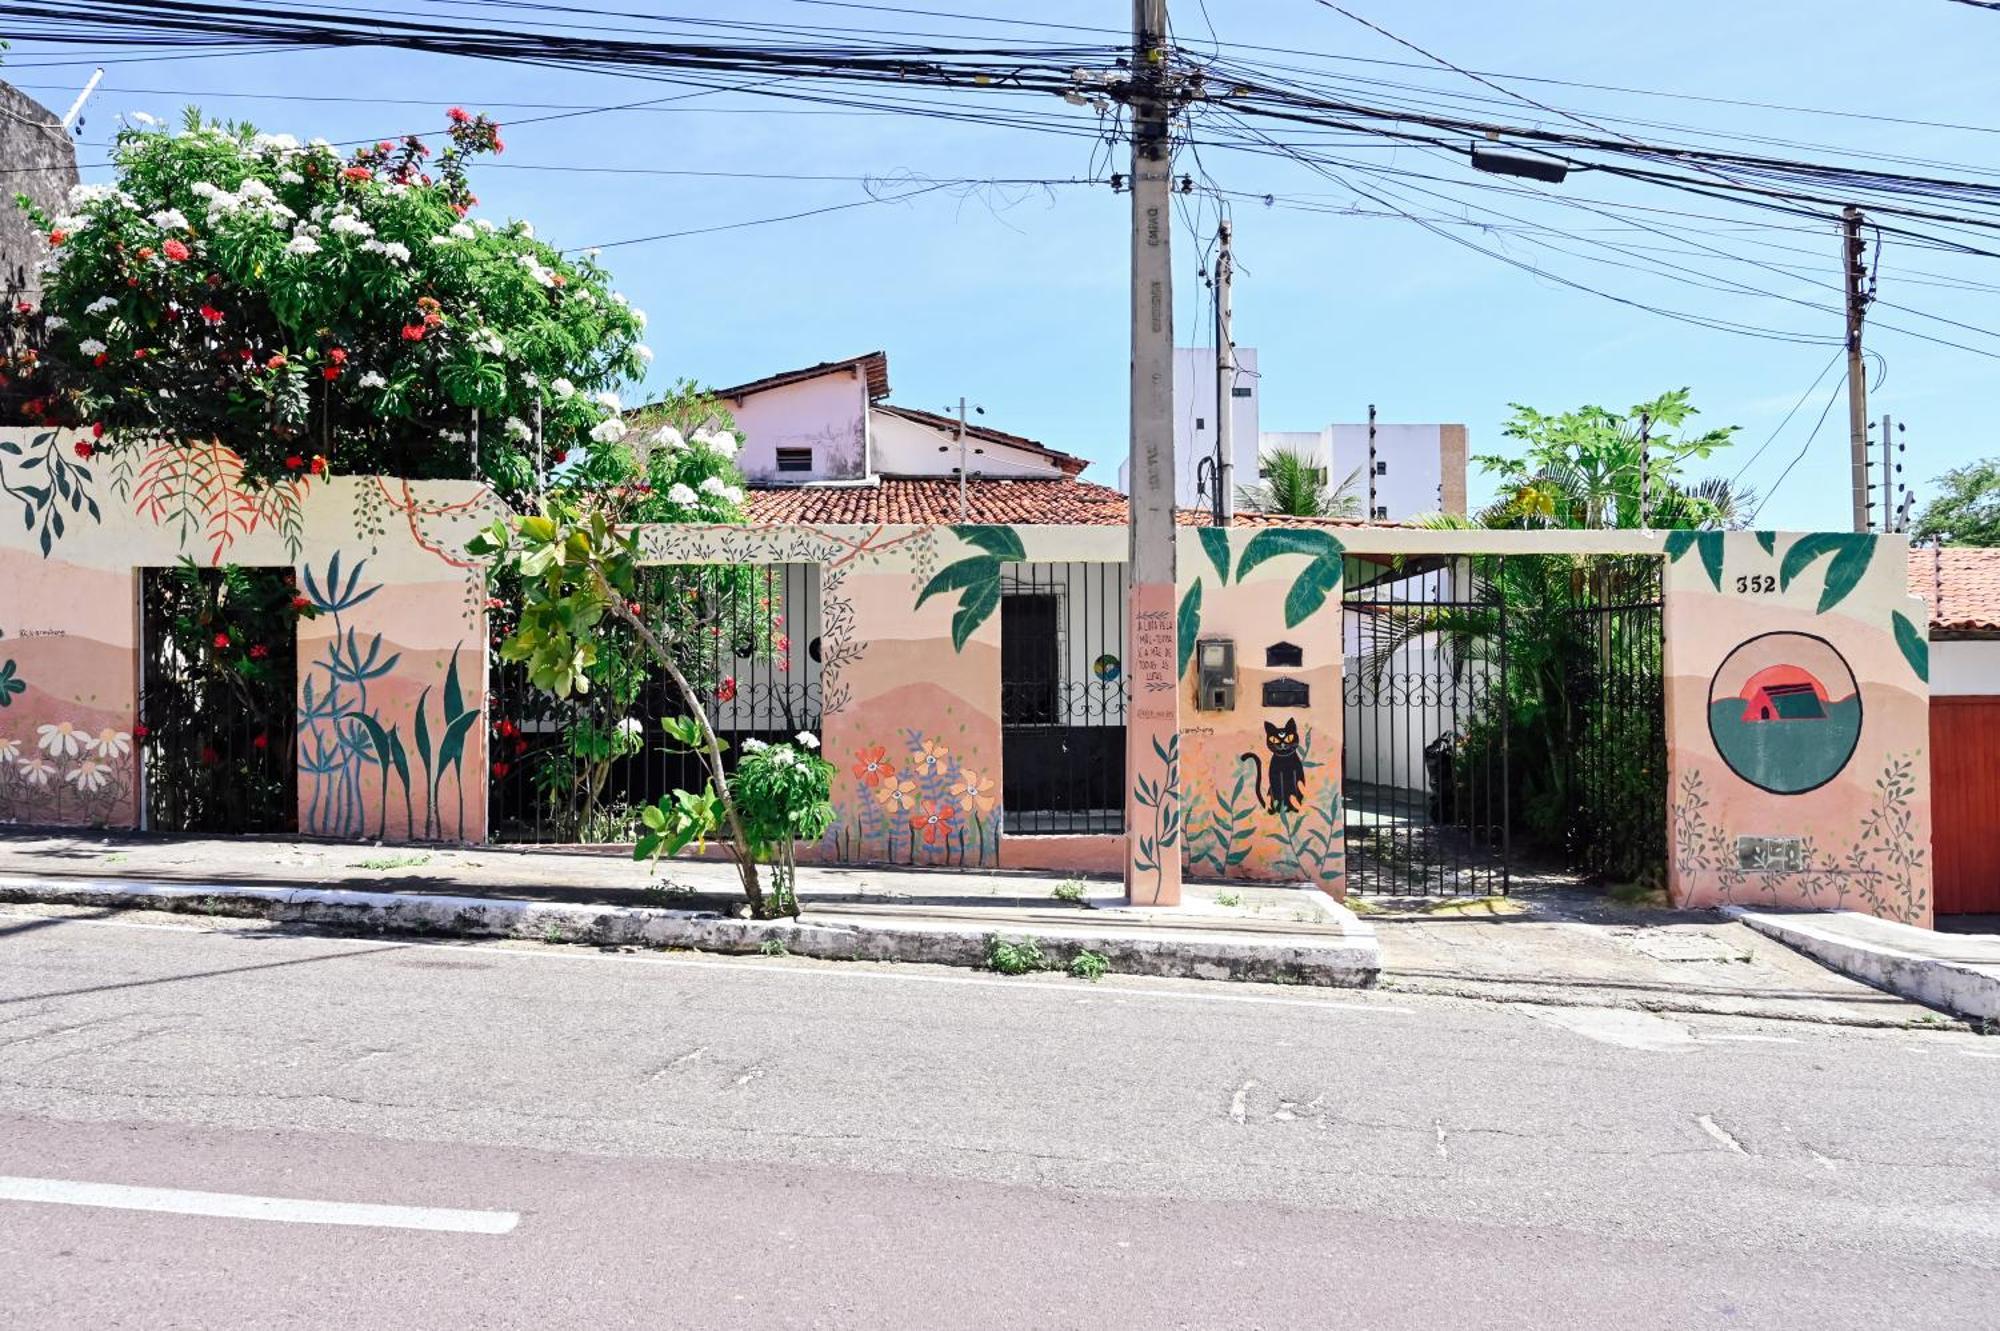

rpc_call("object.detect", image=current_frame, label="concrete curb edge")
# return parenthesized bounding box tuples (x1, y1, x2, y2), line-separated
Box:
(1724, 906, 1999, 1023)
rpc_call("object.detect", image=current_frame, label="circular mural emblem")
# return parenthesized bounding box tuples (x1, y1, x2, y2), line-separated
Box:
(1707, 631, 1862, 796)
(1092, 653, 1121, 683)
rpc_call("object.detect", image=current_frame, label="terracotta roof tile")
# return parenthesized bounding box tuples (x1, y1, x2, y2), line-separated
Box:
(1907, 545, 2000, 636)
(744, 476, 1387, 529)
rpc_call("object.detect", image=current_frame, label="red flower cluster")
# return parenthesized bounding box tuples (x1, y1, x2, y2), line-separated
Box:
(212, 632, 231, 650)
(199, 305, 224, 326)
(249, 644, 270, 660)
(162, 239, 190, 262)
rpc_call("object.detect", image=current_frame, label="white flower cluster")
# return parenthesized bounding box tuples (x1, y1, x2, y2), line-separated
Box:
(504, 417, 532, 442)
(360, 238, 412, 263)
(515, 253, 559, 288)
(693, 428, 739, 460)
(284, 232, 322, 256)
(147, 207, 190, 231)
(250, 132, 301, 155)
(593, 391, 621, 413)
(77, 338, 107, 357)
(666, 482, 699, 506)
(471, 327, 505, 357)
(84, 295, 118, 315)
(551, 378, 576, 399)
(329, 212, 375, 239)
(358, 370, 388, 389)
(589, 418, 626, 444)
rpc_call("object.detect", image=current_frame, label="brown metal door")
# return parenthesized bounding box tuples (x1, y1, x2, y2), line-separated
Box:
(1931, 695, 2000, 916)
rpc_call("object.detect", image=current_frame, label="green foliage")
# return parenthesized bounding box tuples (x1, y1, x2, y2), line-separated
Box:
(1237, 527, 1346, 628)
(634, 785, 724, 861)
(731, 737, 837, 916)
(759, 937, 789, 957)
(984, 935, 1049, 976)
(1910, 459, 2000, 547)
(1131, 732, 1181, 880)
(1473, 389, 1738, 530)
(1068, 950, 1110, 982)
(1050, 878, 1086, 904)
(1235, 446, 1363, 518)
(1197, 525, 1232, 582)
(1892, 610, 1929, 683)
(1213, 890, 1242, 908)
(20, 110, 646, 496)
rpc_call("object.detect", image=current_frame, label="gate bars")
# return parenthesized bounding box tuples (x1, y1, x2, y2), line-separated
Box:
(999, 561, 1127, 835)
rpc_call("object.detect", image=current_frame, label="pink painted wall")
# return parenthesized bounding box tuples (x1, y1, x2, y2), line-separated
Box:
(726, 373, 869, 484)
(0, 428, 500, 842)
(1175, 527, 1346, 896)
(1664, 531, 1932, 925)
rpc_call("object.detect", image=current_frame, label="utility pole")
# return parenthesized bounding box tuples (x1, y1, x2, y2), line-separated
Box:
(1366, 404, 1378, 520)
(1842, 206, 1872, 534)
(1214, 219, 1235, 526)
(1125, 0, 1181, 906)
(59, 67, 104, 132)
(956, 395, 970, 524)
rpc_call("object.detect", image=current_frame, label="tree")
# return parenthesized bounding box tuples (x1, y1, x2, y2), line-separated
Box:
(1235, 446, 1364, 518)
(17, 109, 646, 499)
(1911, 460, 2000, 546)
(1476, 388, 1737, 530)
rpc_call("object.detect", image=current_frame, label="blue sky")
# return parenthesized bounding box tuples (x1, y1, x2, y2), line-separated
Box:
(9, 1, 1998, 528)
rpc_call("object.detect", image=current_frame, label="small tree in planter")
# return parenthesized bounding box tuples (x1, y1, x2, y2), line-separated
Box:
(17, 108, 646, 506)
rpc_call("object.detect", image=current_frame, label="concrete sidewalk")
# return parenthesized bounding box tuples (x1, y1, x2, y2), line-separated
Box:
(1729, 908, 2000, 1025)
(0, 832, 1379, 987)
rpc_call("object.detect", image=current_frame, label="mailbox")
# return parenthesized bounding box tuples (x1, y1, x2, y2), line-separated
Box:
(1195, 637, 1236, 711)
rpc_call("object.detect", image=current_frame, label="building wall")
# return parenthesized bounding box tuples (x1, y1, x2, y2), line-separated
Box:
(727, 373, 869, 484)
(869, 409, 1067, 480)
(0, 81, 78, 306)
(0, 426, 500, 841)
(1930, 640, 1997, 697)
(1118, 347, 1262, 504)
(1252, 423, 1467, 521)
(1663, 531, 1932, 925)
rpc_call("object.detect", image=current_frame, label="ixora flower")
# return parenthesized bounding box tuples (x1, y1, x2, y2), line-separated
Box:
(697, 475, 727, 496)
(84, 295, 117, 315)
(148, 207, 190, 230)
(161, 239, 191, 262)
(741, 737, 769, 753)
(66, 758, 113, 792)
(90, 728, 132, 758)
(35, 721, 86, 758)
(504, 417, 531, 441)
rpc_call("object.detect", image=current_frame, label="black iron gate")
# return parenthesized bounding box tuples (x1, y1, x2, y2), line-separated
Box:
(1340, 553, 1666, 896)
(139, 564, 299, 834)
(1000, 562, 1126, 834)
(489, 563, 818, 842)
(1342, 555, 1509, 895)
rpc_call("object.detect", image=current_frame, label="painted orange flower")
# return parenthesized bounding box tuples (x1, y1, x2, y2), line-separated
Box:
(852, 744, 890, 788)
(913, 736, 950, 776)
(950, 767, 997, 815)
(877, 775, 920, 812)
(911, 798, 960, 845)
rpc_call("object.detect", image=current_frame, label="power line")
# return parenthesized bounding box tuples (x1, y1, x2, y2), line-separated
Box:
(1748, 368, 1849, 524)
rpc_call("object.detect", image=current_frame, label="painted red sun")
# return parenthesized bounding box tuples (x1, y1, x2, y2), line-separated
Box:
(1737, 664, 1829, 703)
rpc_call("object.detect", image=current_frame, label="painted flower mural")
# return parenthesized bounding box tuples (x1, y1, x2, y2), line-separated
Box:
(834, 728, 1002, 867)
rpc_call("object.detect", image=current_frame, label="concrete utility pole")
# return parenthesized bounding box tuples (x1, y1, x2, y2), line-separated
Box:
(1125, 0, 1181, 906)
(1214, 219, 1235, 526)
(1842, 207, 1872, 534)
(956, 395, 970, 524)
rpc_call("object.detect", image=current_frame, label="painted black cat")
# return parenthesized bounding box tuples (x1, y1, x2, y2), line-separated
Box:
(1240, 718, 1306, 814)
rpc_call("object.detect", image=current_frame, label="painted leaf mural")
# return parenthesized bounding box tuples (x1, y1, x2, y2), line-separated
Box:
(1665, 529, 1726, 591)
(1778, 533, 1875, 614)
(914, 525, 1022, 652)
(1235, 527, 1346, 628)
(1197, 526, 1232, 584)
(1892, 610, 1929, 683)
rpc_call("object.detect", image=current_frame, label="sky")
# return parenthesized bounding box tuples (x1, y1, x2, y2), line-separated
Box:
(7, 0, 1998, 529)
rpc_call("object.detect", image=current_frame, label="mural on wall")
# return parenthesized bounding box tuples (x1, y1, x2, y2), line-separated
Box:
(0, 655, 134, 827)
(0, 425, 494, 843)
(1706, 633, 1861, 795)
(1664, 529, 1931, 926)
(1174, 526, 1346, 895)
(838, 728, 1001, 867)
(296, 552, 482, 841)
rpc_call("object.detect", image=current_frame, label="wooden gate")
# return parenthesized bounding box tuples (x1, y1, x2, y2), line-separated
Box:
(1931, 695, 2000, 916)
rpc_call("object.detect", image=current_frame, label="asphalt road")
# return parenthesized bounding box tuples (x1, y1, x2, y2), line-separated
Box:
(0, 905, 1995, 1329)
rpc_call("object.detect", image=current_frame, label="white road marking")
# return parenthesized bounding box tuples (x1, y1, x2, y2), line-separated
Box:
(1700, 1033, 1799, 1044)
(0, 910, 1413, 1017)
(1528, 1006, 1697, 1052)
(1696, 1115, 1747, 1155)
(1228, 1080, 1256, 1124)
(0, 1176, 517, 1234)
(1963, 1050, 2000, 1060)
(1809, 1150, 1840, 1171)
(1434, 1120, 1448, 1163)
(732, 1067, 764, 1088)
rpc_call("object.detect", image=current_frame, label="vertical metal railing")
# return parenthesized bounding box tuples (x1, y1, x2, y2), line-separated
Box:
(999, 561, 1127, 834)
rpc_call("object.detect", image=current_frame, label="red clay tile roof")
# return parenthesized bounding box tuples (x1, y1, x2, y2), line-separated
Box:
(744, 476, 1386, 528)
(1907, 545, 2000, 637)
(709, 351, 890, 405)
(873, 404, 1091, 477)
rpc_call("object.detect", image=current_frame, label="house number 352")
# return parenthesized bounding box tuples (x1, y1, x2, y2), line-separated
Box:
(1734, 575, 1777, 594)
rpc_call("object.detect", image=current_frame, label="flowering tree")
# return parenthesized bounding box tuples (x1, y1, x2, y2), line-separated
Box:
(16, 108, 647, 498)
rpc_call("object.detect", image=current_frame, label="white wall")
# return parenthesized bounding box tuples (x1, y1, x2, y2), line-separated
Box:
(1932, 639, 2000, 696)
(1118, 346, 1261, 504)
(728, 374, 869, 484)
(869, 409, 1067, 480)
(1251, 424, 1465, 521)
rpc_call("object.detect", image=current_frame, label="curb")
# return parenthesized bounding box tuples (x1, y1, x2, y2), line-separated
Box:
(1725, 907, 2000, 1025)
(0, 876, 1381, 989)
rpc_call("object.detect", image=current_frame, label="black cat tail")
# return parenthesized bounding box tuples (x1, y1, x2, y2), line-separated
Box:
(1238, 753, 1264, 813)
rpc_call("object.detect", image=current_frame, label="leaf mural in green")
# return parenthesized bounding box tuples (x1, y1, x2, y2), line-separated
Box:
(1177, 579, 1203, 679)
(914, 525, 1022, 652)
(1779, 533, 1876, 614)
(1197, 526, 1232, 584)
(1236, 527, 1346, 628)
(1664, 529, 1725, 591)
(0, 659, 25, 707)
(1892, 610, 1929, 683)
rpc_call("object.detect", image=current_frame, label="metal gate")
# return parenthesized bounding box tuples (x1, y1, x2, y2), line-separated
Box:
(139, 564, 298, 834)
(1000, 562, 1126, 834)
(1340, 553, 1665, 895)
(489, 563, 819, 842)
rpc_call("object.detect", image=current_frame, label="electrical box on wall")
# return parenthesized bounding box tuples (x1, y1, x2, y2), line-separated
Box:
(1195, 638, 1236, 711)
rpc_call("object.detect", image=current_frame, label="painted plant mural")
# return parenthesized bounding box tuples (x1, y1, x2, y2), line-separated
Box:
(0, 658, 134, 827)
(837, 728, 1001, 867)
(297, 551, 480, 840)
